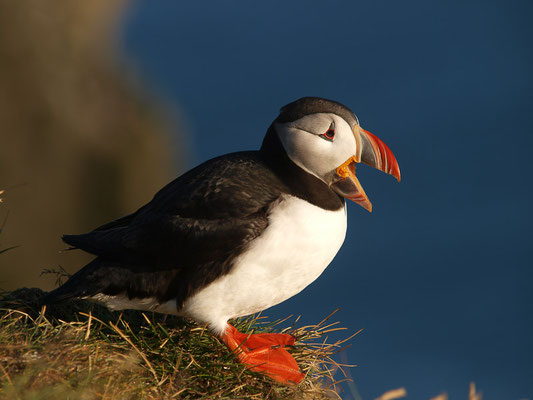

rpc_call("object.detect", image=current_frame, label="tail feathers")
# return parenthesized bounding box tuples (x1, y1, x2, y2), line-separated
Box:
(40, 287, 80, 305)
(40, 257, 178, 311)
(40, 258, 108, 306)
(62, 232, 108, 255)
(62, 228, 129, 259)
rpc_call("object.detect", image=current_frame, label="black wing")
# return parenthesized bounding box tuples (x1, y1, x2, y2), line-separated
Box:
(56, 152, 286, 305)
(64, 152, 284, 266)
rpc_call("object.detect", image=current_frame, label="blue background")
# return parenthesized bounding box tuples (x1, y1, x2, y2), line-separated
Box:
(120, 1, 533, 399)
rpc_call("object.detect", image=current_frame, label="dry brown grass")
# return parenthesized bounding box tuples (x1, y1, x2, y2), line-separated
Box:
(374, 382, 482, 400)
(0, 288, 356, 400)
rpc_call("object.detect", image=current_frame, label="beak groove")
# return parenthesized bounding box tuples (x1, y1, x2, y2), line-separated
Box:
(359, 129, 401, 182)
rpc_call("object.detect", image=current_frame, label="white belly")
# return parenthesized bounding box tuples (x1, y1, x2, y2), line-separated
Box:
(182, 195, 347, 334)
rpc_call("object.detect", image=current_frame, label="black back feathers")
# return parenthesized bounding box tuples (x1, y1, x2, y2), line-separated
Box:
(276, 97, 359, 127)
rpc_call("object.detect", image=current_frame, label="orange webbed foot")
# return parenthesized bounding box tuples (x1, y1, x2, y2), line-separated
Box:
(221, 324, 305, 384)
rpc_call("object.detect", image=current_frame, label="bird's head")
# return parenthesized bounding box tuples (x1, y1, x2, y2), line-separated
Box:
(272, 97, 400, 212)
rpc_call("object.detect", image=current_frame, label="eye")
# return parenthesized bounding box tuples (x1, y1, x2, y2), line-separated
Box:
(320, 129, 335, 141)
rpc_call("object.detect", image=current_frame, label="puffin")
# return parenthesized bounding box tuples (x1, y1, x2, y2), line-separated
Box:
(42, 97, 400, 384)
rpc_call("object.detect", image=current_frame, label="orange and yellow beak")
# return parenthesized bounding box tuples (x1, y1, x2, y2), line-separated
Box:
(330, 127, 400, 212)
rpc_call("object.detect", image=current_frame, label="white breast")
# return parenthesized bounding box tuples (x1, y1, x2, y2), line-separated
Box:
(182, 195, 347, 334)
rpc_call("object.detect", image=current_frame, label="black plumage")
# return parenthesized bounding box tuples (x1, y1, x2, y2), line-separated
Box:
(43, 97, 349, 310)
(276, 97, 359, 127)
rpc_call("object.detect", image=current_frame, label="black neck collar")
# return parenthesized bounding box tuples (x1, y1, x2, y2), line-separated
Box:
(260, 124, 344, 211)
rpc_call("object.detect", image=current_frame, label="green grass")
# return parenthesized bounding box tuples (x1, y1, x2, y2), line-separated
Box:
(0, 288, 356, 400)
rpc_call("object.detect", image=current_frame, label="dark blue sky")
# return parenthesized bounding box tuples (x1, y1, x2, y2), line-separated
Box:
(121, 1, 533, 399)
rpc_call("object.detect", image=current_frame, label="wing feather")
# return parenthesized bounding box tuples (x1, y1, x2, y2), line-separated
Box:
(63, 152, 284, 270)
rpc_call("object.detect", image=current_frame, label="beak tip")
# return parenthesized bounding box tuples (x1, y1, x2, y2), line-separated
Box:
(392, 161, 401, 182)
(360, 128, 401, 184)
(361, 201, 373, 213)
(390, 163, 401, 182)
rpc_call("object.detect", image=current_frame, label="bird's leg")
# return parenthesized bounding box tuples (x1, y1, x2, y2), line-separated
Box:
(221, 323, 305, 384)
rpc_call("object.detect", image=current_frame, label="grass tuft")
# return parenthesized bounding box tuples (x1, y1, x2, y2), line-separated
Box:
(0, 288, 355, 399)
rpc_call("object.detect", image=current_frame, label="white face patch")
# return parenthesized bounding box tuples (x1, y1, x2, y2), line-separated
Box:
(275, 113, 358, 183)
